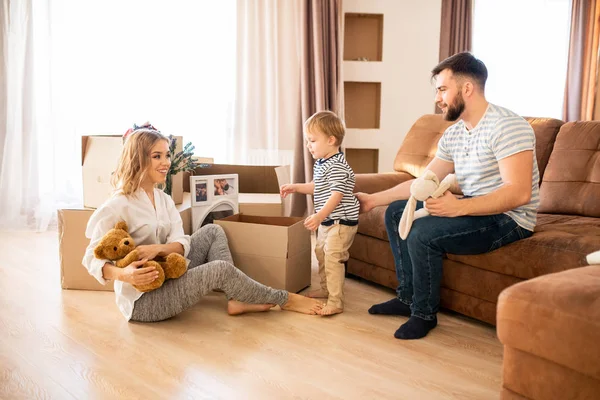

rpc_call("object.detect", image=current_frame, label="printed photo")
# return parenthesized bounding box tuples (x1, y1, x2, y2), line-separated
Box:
(214, 178, 237, 196)
(195, 181, 208, 202)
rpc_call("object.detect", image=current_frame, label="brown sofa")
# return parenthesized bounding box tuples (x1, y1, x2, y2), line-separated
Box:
(497, 266, 600, 399)
(348, 114, 600, 325)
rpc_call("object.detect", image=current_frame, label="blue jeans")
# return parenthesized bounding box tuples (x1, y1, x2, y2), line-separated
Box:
(384, 200, 533, 321)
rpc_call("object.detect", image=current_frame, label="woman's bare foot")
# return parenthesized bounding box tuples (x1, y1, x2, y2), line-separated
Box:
(317, 304, 343, 316)
(304, 289, 329, 298)
(281, 293, 324, 315)
(227, 300, 276, 315)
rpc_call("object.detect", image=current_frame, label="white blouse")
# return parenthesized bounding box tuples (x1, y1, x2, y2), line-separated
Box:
(82, 188, 191, 320)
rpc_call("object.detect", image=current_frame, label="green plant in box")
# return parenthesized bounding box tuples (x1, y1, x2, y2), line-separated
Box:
(164, 135, 199, 197)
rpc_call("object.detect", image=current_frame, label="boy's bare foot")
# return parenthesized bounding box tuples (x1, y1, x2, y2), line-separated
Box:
(281, 293, 324, 315)
(227, 300, 276, 315)
(304, 289, 329, 298)
(317, 304, 343, 316)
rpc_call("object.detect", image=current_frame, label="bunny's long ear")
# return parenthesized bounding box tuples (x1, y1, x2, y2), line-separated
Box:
(399, 196, 417, 240)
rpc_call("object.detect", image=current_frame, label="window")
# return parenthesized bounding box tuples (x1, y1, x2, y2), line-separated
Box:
(472, 0, 571, 118)
(51, 0, 236, 161)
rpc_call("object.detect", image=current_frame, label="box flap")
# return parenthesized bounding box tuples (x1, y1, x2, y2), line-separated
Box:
(274, 165, 292, 217)
(219, 214, 303, 227)
(81, 135, 122, 165)
(82, 136, 124, 208)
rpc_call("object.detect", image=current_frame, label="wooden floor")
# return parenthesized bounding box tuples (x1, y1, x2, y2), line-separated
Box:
(0, 230, 503, 400)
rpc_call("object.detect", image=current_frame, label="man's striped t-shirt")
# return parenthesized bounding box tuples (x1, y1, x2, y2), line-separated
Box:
(313, 152, 360, 223)
(435, 103, 539, 231)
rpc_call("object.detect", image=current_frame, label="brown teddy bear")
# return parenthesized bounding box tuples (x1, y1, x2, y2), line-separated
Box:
(94, 221, 187, 292)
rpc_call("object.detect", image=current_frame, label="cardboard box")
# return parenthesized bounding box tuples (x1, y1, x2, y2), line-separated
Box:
(58, 208, 112, 291)
(82, 135, 185, 208)
(187, 165, 292, 217)
(184, 164, 282, 194)
(176, 192, 192, 235)
(215, 214, 311, 293)
(82, 135, 123, 209)
(58, 192, 192, 291)
(238, 194, 282, 217)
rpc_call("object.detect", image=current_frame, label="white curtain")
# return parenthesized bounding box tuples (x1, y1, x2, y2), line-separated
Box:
(0, 0, 236, 231)
(229, 0, 302, 166)
(0, 0, 81, 231)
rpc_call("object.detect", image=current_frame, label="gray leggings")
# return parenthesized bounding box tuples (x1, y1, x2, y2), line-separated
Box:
(130, 224, 288, 322)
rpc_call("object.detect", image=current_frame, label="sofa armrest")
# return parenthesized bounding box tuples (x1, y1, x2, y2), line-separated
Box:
(354, 172, 414, 194)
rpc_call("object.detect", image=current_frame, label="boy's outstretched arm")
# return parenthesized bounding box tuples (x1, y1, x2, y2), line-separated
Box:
(280, 182, 315, 197)
(304, 191, 343, 231)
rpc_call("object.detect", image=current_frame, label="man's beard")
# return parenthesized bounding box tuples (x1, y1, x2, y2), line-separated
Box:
(440, 93, 465, 121)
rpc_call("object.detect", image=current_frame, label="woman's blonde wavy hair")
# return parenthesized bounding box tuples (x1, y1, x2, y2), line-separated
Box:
(111, 129, 170, 196)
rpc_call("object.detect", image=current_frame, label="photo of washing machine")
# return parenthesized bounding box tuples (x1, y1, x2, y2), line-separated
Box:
(190, 174, 239, 233)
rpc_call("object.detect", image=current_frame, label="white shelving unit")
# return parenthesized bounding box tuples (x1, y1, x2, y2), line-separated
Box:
(341, 1, 442, 174)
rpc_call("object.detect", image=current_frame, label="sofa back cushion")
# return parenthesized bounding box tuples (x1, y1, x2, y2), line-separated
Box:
(393, 114, 453, 178)
(524, 117, 564, 180)
(539, 121, 600, 216)
(394, 114, 563, 182)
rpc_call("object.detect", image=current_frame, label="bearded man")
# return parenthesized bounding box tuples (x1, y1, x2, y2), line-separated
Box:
(356, 52, 538, 340)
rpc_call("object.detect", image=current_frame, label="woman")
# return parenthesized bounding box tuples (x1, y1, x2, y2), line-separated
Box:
(82, 128, 323, 322)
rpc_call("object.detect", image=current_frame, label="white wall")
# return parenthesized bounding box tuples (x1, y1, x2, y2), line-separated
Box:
(342, 0, 442, 173)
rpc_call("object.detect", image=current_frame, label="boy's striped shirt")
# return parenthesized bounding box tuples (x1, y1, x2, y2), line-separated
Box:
(313, 152, 360, 223)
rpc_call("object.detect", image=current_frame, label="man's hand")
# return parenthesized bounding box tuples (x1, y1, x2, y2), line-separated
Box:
(304, 214, 324, 231)
(355, 192, 375, 214)
(136, 244, 161, 261)
(280, 184, 297, 198)
(425, 191, 467, 217)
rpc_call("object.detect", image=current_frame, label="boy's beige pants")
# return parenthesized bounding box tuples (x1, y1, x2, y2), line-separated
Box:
(314, 223, 359, 309)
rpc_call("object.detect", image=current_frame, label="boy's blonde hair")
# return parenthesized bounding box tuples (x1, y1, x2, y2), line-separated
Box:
(111, 129, 170, 196)
(304, 110, 345, 146)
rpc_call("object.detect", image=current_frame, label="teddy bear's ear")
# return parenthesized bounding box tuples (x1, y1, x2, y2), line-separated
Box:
(115, 221, 128, 232)
(94, 245, 105, 259)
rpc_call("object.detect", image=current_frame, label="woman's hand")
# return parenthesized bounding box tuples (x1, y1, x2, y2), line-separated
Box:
(119, 259, 159, 286)
(136, 244, 162, 260)
(280, 184, 297, 198)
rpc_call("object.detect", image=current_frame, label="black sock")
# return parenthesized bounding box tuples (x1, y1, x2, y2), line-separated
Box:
(368, 298, 411, 316)
(394, 316, 438, 340)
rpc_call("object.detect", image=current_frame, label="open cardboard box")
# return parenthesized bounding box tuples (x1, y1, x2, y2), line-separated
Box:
(58, 193, 192, 291)
(215, 214, 311, 293)
(186, 165, 291, 217)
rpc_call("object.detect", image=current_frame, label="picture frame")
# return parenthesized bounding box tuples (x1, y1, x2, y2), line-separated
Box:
(190, 173, 240, 232)
(191, 177, 209, 206)
(212, 175, 237, 197)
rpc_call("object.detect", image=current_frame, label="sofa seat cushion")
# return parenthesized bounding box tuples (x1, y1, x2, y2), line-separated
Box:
(357, 206, 389, 241)
(447, 214, 600, 279)
(497, 266, 600, 382)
